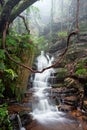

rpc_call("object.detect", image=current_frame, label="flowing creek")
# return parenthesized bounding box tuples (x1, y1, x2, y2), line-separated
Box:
(31, 51, 60, 122)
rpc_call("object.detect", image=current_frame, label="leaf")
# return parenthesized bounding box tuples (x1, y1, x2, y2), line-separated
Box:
(0, 93, 4, 98)
(0, 62, 5, 70)
(10, 84, 15, 94)
(6, 36, 17, 46)
(5, 69, 18, 80)
(0, 49, 5, 60)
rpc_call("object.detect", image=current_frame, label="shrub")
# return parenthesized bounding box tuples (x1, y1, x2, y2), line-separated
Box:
(58, 31, 68, 39)
(0, 104, 12, 130)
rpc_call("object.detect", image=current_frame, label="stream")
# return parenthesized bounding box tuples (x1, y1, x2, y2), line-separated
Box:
(26, 51, 84, 130)
(31, 51, 59, 122)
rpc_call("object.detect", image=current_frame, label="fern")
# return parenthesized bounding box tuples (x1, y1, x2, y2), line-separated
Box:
(5, 69, 18, 80)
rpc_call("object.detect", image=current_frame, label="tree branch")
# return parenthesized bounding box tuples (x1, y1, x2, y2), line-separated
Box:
(0, 0, 21, 31)
(9, 0, 38, 23)
(76, 0, 80, 30)
(0, 0, 4, 7)
(19, 15, 30, 34)
(69, 14, 87, 32)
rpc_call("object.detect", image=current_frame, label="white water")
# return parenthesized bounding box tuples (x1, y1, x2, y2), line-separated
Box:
(17, 114, 26, 130)
(31, 51, 65, 123)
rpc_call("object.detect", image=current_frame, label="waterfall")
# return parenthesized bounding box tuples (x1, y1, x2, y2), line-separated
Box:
(16, 114, 26, 130)
(31, 51, 61, 122)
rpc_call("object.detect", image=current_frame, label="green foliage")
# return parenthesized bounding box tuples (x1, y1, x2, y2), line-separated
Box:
(0, 79, 5, 98)
(75, 68, 87, 76)
(0, 62, 5, 70)
(31, 36, 47, 51)
(1, 68, 18, 97)
(0, 104, 12, 130)
(6, 35, 17, 46)
(58, 31, 68, 39)
(76, 58, 87, 69)
(5, 69, 18, 80)
(0, 49, 6, 60)
(20, 34, 35, 49)
(57, 68, 68, 78)
(0, 32, 36, 101)
(75, 58, 87, 76)
(0, 49, 6, 70)
(6, 33, 35, 54)
(15, 87, 26, 101)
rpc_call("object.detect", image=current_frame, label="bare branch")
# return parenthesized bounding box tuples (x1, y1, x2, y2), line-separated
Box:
(19, 15, 30, 34)
(76, 0, 80, 30)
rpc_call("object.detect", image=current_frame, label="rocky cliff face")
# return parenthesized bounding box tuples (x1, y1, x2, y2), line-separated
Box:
(48, 32, 87, 113)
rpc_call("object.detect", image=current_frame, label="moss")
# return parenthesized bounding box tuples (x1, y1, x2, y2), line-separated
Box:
(75, 68, 87, 76)
(75, 57, 87, 77)
(58, 31, 68, 39)
(56, 68, 68, 78)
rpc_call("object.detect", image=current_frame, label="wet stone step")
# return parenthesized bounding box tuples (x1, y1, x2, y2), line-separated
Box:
(22, 97, 33, 103)
(52, 84, 64, 88)
(24, 92, 32, 97)
(61, 99, 78, 106)
(55, 96, 78, 106)
(63, 96, 77, 102)
(60, 92, 77, 97)
(83, 100, 87, 112)
(51, 88, 78, 96)
(58, 104, 75, 112)
(49, 77, 65, 84)
(48, 77, 57, 84)
(8, 104, 31, 114)
(52, 92, 77, 98)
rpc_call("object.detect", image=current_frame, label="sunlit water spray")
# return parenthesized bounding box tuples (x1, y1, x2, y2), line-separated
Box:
(31, 51, 66, 123)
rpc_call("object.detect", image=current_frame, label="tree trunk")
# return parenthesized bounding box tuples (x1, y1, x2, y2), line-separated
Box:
(9, 0, 38, 23)
(0, 0, 21, 33)
(0, 0, 37, 33)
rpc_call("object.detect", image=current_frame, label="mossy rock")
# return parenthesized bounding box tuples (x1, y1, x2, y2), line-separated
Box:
(52, 83, 64, 88)
(75, 57, 87, 77)
(56, 68, 68, 78)
(75, 68, 87, 77)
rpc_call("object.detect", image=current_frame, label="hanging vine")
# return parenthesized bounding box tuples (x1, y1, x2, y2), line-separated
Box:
(19, 15, 30, 34)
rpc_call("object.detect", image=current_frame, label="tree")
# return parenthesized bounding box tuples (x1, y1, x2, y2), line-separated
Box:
(0, 0, 38, 33)
(50, 0, 54, 39)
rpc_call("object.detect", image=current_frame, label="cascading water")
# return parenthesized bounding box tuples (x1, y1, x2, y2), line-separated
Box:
(31, 51, 64, 123)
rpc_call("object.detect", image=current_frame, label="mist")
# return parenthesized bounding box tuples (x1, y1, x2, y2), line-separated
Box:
(12, 0, 87, 39)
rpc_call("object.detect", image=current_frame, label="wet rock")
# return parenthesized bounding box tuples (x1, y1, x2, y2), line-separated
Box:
(64, 77, 84, 109)
(50, 76, 84, 112)
(49, 40, 67, 54)
(58, 104, 74, 112)
(8, 104, 31, 114)
(20, 112, 33, 126)
(83, 100, 87, 112)
(62, 96, 78, 106)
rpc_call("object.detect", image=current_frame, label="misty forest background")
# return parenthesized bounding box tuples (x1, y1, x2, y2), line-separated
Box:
(0, 0, 87, 129)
